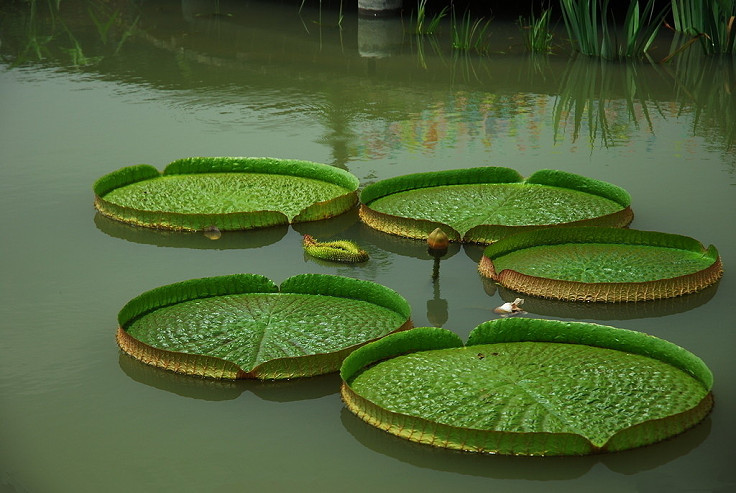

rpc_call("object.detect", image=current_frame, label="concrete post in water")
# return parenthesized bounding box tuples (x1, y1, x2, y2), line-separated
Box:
(358, 16, 403, 58)
(358, 0, 403, 17)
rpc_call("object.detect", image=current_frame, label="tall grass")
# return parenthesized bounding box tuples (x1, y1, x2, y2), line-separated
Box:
(518, 8, 554, 54)
(560, 0, 669, 60)
(414, 0, 448, 35)
(671, 0, 702, 34)
(669, 0, 735, 55)
(450, 8, 491, 52)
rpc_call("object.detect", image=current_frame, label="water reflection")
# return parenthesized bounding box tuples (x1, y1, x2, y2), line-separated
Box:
(358, 226, 461, 260)
(118, 352, 340, 402)
(479, 279, 720, 321)
(95, 206, 361, 249)
(94, 212, 289, 249)
(3, 0, 734, 155)
(340, 407, 711, 477)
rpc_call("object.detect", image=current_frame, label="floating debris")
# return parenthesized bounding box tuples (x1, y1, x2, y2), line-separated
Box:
(203, 225, 222, 240)
(493, 298, 525, 315)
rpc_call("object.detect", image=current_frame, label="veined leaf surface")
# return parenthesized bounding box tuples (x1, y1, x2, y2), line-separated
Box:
(491, 243, 715, 283)
(127, 293, 406, 371)
(359, 168, 632, 243)
(348, 342, 707, 447)
(117, 274, 411, 379)
(93, 157, 360, 230)
(369, 183, 623, 233)
(479, 227, 723, 302)
(341, 321, 713, 455)
(103, 173, 349, 219)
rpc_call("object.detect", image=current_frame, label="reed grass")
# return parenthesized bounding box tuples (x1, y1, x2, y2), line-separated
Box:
(560, 0, 669, 60)
(518, 8, 554, 54)
(671, 0, 702, 34)
(668, 0, 735, 56)
(414, 0, 447, 35)
(450, 8, 491, 53)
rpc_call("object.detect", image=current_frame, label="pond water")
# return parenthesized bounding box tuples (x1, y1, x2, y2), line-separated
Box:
(1, 1, 734, 492)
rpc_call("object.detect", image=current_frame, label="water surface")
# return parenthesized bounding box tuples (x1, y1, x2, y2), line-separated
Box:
(1, 1, 734, 492)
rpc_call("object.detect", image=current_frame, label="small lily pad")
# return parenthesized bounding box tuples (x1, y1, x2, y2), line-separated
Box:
(302, 234, 369, 263)
(359, 167, 632, 244)
(479, 227, 723, 302)
(94, 157, 360, 231)
(117, 273, 412, 379)
(341, 319, 713, 456)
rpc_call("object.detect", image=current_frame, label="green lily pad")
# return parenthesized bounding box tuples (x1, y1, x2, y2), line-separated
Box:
(341, 319, 713, 456)
(94, 157, 360, 231)
(479, 227, 723, 302)
(117, 273, 412, 379)
(359, 167, 632, 244)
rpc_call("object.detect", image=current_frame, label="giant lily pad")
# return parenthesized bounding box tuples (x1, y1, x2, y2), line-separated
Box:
(341, 319, 713, 456)
(116, 273, 412, 379)
(479, 227, 723, 302)
(94, 157, 360, 231)
(359, 167, 632, 244)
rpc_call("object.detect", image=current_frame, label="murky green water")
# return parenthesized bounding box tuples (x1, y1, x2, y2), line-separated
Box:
(1, 1, 734, 492)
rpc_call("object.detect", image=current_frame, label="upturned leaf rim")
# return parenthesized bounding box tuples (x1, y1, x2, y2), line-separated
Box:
(93, 157, 360, 231)
(478, 226, 723, 302)
(358, 167, 633, 244)
(117, 273, 412, 380)
(340, 319, 714, 456)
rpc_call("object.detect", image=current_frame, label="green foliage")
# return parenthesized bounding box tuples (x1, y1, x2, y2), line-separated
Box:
(93, 164, 160, 197)
(672, 0, 703, 34)
(413, 0, 448, 35)
(359, 167, 523, 205)
(526, 169, 631, 207)
(342, 319, 713, 455)
(518, 8, 554, 54)
(361, 168, 631, 243)
(302, 235, 369, 263)
(451, 8, 491, 53)
(491, 243, 716, 283)
(366, 183, 625, 237)
(119, 274, 412, 378)
(94, 157, 359, 230)
(482, 226, 719, 262)
(560, 0, 669, 60)
(672, 0, 735, 54)
(480, 227, 722, 301)
(340, 327, 463, 381)
(118, 274, 278, 327)
(281, 273, 411, 319)
(164, 156, 359, 191)
(468, 318, 713, 388)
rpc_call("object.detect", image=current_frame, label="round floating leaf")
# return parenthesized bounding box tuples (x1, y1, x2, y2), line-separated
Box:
(479, 227, 723, 302)
(117, 274, 412, 379)
(94, 157, 360, 231)
(359, 168, 632, 244)
(341, 319, 713, 456)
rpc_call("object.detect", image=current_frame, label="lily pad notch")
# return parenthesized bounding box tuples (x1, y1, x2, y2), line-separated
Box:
(341, 318, 714, 456)
(359, 167, 633, 244)
(479, 227, 723, 302)
(94, 157, 360, 231)
(117, 273, 412, 379)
